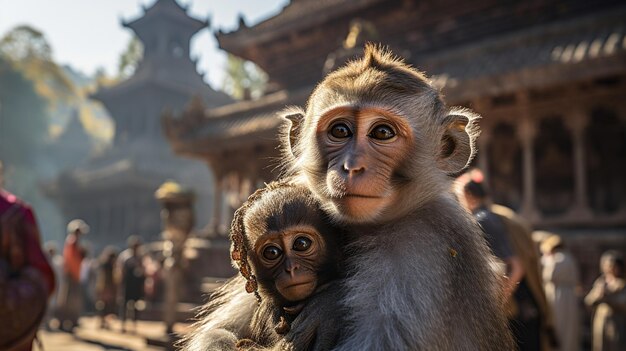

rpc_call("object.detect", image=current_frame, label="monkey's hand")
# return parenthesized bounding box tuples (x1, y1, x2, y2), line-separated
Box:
(282, 284, 343, 351)
(236, 338, 263, 351)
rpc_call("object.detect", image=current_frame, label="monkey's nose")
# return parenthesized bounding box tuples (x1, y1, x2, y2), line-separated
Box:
(285, 259, 299, 277)
(342, 160, 365, 176)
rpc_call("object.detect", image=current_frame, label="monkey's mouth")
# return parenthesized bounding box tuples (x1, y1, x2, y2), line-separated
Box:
(284, 281, 315, 289)
(278, 280, 317, 302)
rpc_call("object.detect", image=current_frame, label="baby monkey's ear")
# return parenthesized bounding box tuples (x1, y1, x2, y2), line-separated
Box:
(437, 109, 480, 176)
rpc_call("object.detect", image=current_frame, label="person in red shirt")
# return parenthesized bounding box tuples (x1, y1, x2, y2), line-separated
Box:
(1, 161, 55, 351)
(56, 218, 89, 331)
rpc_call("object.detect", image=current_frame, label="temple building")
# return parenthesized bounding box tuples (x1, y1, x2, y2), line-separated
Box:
(165, 0, 626, 287)
(47, 0, 231, 251)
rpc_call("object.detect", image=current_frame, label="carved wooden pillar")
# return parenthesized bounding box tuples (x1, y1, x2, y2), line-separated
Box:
(565, 109, 593, 219)
(477, 128, 491, 184)
(517, 97, 540, 222)
(212, 176, 223, 235)
(224, 172, 240, 234)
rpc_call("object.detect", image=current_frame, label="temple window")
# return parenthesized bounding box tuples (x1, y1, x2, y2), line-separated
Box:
(534, 117, 574, 216)
(585, 107, 626, 214)
(488, 122, 523, 210)
(170, 38, 184, 58)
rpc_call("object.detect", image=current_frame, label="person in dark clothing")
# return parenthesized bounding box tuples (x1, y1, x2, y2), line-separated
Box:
(463, 177, 542, 351)
(462, 180, 523, 287)
(1, 161, 55, 351)
(118, 235, 145, 333)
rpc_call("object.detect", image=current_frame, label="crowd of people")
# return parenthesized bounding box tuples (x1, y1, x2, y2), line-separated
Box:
(458, 169, 626, 351)
(43, 222, 163, 334)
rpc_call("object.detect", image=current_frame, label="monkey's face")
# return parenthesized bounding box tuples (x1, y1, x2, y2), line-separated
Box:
(283, 45, 478, 225)
(252, 225, 328, 302)
(310, 105, 413, 223)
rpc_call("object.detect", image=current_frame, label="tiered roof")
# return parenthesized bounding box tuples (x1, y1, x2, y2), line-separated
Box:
(122, 0, 207, 39)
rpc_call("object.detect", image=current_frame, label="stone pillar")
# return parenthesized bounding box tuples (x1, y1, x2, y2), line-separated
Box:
(565, 110, 593, 220)
(155, 181, 195, 336)
(518, 112, 540, 222)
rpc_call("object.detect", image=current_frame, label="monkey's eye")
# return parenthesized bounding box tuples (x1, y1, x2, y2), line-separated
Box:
(369, 124, 396, 140)
(329, 123, 352, 140)
(292, 237, 312, 252)
(263, 246, 283, 260)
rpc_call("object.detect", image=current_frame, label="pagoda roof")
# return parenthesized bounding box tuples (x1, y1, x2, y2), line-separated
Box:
(44, 137, 210, 196)
(169, 6, 626, 159)
(216, 0, 386, 57)
(423, 6, 626, 102)
(165, 87, 312, 156)
(122, 0, 207, 36)
(90, 60, 231, 108)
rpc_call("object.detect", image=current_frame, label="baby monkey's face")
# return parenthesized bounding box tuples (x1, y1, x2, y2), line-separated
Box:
(253, 225, 328, 302)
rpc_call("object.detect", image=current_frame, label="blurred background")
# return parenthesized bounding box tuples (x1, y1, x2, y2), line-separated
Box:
(0, 0, 624, 350)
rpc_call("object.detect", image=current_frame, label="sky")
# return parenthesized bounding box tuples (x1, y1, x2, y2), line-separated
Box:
(0, 0, 289, 90)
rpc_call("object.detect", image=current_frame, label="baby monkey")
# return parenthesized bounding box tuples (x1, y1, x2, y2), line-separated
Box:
(230, 181, 343, 351)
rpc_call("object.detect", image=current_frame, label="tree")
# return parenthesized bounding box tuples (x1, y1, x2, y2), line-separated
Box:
(0, 27, 82, 243)
(222, 54, 267, 100)
(0, 25, 76, 104)
(118, 36, 143, 79)
(0, 56, 48, 167)
(0, 25, 51, 61)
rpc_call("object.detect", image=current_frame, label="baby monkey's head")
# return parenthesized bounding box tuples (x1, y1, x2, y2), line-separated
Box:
(230, 181, 340, 306)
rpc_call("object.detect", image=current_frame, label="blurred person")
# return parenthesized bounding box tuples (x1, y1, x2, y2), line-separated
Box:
(494, 207, 559, 351)
(79, 245, 98, 313)
(585, 251, 626, 351)
(57, 219, 89, 332)
(1, 161, 55, 351)
(95, 246, 118, 329)
(44, 241, 64, 330)
(460, 176, 529, 349)
(143, 252, 164, 303)
(540, 233, 581, 351)
(461, 178, 525, 297)
(118, 235, 146, 333)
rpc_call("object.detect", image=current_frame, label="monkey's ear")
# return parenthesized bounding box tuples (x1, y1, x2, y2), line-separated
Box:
(280, 107, 305, 156)
(437, 110, 480, 175)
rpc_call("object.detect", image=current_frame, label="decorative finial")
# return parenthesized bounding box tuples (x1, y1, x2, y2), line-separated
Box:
(155, 180, 194, 203)
(238, 14, 247, 29)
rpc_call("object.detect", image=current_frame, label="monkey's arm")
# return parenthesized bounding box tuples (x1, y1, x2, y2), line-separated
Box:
(237, 285, 343, 351)
(179, 276, 258, 351)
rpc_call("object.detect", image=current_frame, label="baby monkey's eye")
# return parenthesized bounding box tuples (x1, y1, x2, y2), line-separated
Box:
(369, 124, 396, 140)
(293, 236, 312, 252)
(263, 246, 283, 260)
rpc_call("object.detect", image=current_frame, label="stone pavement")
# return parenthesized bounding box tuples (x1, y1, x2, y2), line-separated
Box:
(38, 316, 191, 351)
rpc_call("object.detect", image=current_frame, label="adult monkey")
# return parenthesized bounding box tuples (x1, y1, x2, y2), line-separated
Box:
(181, 44, 514, 351)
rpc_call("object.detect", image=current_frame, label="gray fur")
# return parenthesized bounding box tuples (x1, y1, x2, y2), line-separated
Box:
(334, 194, 512, 350)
